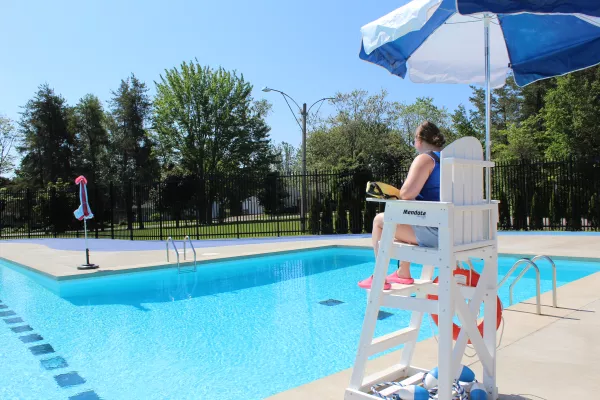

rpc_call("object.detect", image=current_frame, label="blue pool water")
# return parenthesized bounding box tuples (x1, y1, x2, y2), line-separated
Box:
(0, 248, 598, 400)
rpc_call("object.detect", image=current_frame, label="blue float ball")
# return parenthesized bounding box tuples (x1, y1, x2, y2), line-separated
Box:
(396, 385, 430, 400)
(457, 365, 476, 383)
(422, 366, 439, 389)
(470, 382, 487, 400)
(423, 365, 475, 390)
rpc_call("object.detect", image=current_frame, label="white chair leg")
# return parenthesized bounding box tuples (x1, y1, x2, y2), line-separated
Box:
(483, 252, 499, 399)
(399, 264, 434, 369)
(348, 222, 396, 389)
(436, 256, 456, 400)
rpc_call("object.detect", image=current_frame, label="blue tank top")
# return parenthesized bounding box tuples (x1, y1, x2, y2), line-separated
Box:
(416, 151, 440, 202)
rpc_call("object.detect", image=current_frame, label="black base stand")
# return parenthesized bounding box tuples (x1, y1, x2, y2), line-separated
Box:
(77, 248, 99, 270)
(78, 263, 99, 270)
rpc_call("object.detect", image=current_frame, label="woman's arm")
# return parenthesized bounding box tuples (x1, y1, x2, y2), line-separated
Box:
(399, 154, 435, 200)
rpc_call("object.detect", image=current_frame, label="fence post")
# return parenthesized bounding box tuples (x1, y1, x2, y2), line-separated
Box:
(94, 184, 99, 239)
(110, 182, 115, 240)
(26, 188, 32, 239)
(50, 187, 57, 238)
(159, 182, 163, 241)
(129, 180, 134, 241)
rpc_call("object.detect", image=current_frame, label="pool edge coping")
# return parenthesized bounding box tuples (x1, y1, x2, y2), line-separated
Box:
(2, 244, 600, 282)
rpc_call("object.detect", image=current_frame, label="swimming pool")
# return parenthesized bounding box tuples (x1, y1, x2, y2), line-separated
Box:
(0, 247, 598, 399)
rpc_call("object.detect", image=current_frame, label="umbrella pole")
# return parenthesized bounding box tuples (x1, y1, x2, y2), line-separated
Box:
(84, 219, 89, 265)
(484, 14, 492, 203)
(78, 218, 99, 270)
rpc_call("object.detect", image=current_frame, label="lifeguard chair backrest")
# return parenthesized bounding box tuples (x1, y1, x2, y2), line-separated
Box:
(440, 137, 487, 245)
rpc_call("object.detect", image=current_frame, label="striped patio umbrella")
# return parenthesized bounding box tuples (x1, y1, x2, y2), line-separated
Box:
(359, 0, 600, 200)
(74, 175, 98, 270)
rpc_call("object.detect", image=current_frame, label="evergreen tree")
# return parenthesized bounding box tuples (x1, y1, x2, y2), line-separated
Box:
(109, 74, 159, 229)
(498, 190, 511, 230)
(335, 194, 348, 234)
(308, 195, 321, 234)
(589, 193, 600, 230)
(320, 195, 334, 234)
(548, 190, 561, 229)
(529, 191, 545, 230)
(17, 84, 74, 187)
(348, 198, 363, 234)
(363, 200, 376, 233)
(73, 94, 109, 185)
(567, 189, 583, 231)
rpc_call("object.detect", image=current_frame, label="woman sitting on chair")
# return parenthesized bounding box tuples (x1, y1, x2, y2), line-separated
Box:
(359, 121, 445, 290)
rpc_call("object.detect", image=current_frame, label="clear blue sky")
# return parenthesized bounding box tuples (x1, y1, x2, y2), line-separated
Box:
(0, 0, 475, 149)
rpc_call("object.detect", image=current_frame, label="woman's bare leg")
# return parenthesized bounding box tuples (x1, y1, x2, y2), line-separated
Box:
(372, 212, 418, 279)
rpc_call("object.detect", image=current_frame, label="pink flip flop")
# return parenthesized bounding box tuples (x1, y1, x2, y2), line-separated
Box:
(358, 275, 391, 290)
(386, 271, 414, 285)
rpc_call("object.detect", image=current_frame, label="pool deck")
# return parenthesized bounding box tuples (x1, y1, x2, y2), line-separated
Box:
(1, 234, 600, 280)
(267, 269, 600, 400)
(2, 234, 600, 399)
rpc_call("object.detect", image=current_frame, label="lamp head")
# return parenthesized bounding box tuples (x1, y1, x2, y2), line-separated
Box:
(262, 87, 272, 92)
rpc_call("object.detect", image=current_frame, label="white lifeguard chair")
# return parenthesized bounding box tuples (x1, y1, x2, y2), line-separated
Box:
(345, 137, 500, 400)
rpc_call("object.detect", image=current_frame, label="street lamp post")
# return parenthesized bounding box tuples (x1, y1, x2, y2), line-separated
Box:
(262, 87, 334, 233)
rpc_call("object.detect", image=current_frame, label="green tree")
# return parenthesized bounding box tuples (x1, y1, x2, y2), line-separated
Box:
(306, 89, 415, 171)
(393, 97, 452, 145)
(320, 195, 334, 234)
(566, 188, 583, 231)
(17, 84, 75, 187)
(258, 171, 288, 215)
(109, 74, 158, 229)
(0, 115, 17, 177)
(548, 190, 560, 229)
(335, 194, 348, 234)
(543, 67, 600, 159)
(529, 191, 545, 230)
(273, 141, 300, 174)
(497, 190, 511, 230)
(589, 193, 600, 230)
(493, 117, 542, 161)
(154, 60, 276, 221)
(448, 104, 482, 145)
(363, 200, 376, 233)
(73, 94, 109, 185)
(468, 76, 523, 157)
(308, 195, 321, 234)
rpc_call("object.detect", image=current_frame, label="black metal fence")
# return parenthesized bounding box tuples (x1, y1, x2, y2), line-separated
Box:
(1, 158, 599, 240)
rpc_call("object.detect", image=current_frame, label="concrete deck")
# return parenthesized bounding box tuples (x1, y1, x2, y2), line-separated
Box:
(1, 234, 600, 280)
(268, 269, 600, 400)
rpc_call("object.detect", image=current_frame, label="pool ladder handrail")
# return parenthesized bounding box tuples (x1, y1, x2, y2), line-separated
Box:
(166, 236, 197, 273)
(531, 255, 557, 309)
(497, 255, 557, 315)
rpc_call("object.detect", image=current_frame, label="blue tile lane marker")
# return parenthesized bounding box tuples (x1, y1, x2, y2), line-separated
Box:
(11, 325, 34, 333)
(0, 310, 16, 317)
(41, 356, 69, 370)
(378, 311, 394, 320)
(54, 372, 86, 388)
(29, 343, 55, 356)
(319, 299, 344, 306)
(19, 334, 44, 344)
(3, 317, 23, 324)
(69, 390, 101, 400)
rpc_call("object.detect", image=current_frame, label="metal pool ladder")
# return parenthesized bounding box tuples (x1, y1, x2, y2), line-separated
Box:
(497, 255, 557, 315)
(166, 236, 197, 273)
